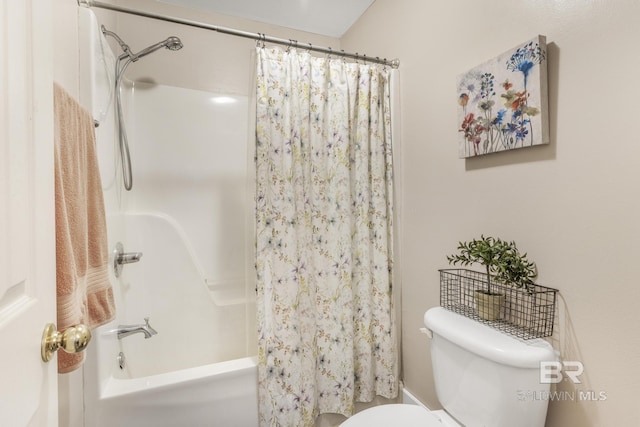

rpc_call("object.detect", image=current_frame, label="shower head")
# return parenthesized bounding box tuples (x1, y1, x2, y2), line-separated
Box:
(132, 36, 183, 61)
(101, 25, 183, 62)
(165, 37, 184, 51)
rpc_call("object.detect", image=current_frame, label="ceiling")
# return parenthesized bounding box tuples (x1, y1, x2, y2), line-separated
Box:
(156, 0, 376, 38)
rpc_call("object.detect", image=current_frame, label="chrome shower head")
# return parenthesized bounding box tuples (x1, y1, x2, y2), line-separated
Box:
(133, 36, 183, 60)
(165, 37, 183, 51)
(101, 26, 183, 62)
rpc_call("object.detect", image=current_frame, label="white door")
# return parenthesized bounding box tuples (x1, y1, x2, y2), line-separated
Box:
(0, 0, 57, 425)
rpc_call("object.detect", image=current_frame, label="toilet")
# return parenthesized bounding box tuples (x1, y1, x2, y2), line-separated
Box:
(342, 306, 557, 427)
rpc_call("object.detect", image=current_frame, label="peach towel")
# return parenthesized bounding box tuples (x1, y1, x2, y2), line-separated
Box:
(54, 83, 115, 373)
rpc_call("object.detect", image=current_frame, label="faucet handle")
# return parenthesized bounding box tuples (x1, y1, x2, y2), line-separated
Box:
(113, 242, 143, 278)
(143, 317, 158, 336)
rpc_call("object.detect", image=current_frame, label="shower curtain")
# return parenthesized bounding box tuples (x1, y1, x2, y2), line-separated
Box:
(255, 47, 397, 426)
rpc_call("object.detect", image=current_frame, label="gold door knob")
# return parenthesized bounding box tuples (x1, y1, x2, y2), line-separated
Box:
(41, 323, 92, 362)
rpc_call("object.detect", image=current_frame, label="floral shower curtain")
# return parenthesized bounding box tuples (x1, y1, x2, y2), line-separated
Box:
(255, 47, 397, 426)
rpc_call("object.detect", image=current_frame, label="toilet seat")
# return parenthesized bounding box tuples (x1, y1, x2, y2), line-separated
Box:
(339, 404, 446, 426)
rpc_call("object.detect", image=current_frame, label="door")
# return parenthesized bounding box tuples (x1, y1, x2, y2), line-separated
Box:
(0, 0, 56, 425)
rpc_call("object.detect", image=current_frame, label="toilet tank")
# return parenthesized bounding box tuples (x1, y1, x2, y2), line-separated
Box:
(424, 307, 557, 427)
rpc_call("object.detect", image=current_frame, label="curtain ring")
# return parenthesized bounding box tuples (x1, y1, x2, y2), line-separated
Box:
(327, 46, 333, 60)
(377, 57, 386, 71)
(381, 57, 388, 71)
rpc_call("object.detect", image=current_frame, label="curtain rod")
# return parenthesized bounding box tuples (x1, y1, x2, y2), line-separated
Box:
(78, 0, 400, 69)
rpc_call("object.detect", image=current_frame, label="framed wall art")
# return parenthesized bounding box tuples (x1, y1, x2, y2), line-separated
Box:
(456, 35, 549, 158)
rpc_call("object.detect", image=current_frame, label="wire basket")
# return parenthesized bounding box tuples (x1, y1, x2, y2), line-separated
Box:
(439, 269, 558, 340)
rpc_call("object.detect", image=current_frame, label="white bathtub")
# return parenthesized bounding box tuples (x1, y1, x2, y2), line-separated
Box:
(82, 213, 258, 426)
(89, 356, 258, 427)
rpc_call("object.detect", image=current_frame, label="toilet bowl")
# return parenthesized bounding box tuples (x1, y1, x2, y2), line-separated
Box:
(340, 404, 460, 427)
(341, 307, 556, 427)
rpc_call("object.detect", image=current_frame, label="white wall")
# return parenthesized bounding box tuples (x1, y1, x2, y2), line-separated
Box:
(127, 84, 249, 283)
(341, 0, 640, 425)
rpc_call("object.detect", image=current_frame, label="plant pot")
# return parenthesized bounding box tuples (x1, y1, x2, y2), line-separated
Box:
(474, 290, 505, 321)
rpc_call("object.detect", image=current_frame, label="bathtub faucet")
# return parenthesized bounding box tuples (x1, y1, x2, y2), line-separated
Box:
(117, 317, 158, 340)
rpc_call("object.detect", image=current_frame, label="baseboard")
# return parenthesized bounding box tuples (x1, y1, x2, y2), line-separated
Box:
(402, 387, 429, 409)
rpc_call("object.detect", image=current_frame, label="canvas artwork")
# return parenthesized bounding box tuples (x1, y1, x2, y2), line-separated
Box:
(456, 35, 549, 158)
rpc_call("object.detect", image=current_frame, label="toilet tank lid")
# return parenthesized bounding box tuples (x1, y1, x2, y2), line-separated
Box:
(424, 307, 557, 368)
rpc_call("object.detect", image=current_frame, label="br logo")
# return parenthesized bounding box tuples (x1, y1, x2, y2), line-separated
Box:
(539, 361, 584, 384)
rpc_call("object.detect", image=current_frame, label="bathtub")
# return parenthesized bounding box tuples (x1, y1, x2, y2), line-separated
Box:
(89, 356, 258, 427)
(82, 213, 259, 427)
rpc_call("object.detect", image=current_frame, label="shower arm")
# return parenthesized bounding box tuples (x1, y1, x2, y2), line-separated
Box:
(101, 25, 133, 59)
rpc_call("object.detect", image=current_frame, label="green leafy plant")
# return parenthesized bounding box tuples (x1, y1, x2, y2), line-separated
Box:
(446, 235, 537, 295)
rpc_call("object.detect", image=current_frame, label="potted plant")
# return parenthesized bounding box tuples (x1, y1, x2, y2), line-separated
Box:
(446, 235, 537, 320)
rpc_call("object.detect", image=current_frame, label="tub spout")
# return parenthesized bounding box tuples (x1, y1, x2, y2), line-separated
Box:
(117, 317, 158, 339)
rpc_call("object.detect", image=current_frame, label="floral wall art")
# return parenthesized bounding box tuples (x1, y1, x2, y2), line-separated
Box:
(457, 35, 549, 158)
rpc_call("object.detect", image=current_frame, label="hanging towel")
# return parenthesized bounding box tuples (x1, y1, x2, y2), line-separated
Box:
(53, 83, 116, 373)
